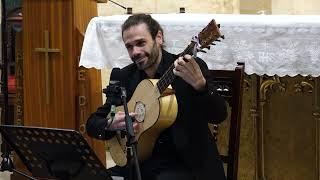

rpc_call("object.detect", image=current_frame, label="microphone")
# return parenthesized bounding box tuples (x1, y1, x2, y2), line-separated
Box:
(103, 68, 122, 129)
(109, 67, 122, 87)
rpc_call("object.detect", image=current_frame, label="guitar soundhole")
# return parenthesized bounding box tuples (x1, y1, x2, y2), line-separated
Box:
(134, 101, 146, 123)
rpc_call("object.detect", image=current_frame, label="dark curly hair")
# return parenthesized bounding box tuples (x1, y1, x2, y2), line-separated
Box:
(121, 13, 164, 41)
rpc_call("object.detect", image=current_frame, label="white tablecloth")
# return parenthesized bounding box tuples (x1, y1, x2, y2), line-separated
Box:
(80, 14, 320, 76)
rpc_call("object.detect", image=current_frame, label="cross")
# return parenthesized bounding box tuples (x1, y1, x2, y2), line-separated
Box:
(35, 30, 61, 104)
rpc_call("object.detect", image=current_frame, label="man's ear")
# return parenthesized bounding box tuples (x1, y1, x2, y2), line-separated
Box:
(155, 30, 164, 45)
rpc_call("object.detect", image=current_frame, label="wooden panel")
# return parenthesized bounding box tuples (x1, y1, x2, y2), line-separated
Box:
(215, 75, 320, 180)
(76, 32, 106, 165)
(23, 0, 75, 128)
(78, 66, 105, 164)
(23, 0, 105, 166)
(74, 0, 98, 35)
(263, 76, 316, 180)
(16, 0, 105, 178)
(237, 75, 257, 180)
(72, 0, 105, 165)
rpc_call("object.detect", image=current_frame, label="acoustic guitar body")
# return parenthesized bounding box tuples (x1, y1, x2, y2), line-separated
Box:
(107, 79, 178, 166)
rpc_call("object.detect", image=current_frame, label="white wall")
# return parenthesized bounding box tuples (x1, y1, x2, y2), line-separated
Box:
(98, 0, 320, 16)
(272, 0, 320, 14)
(98, 0, 239, 16)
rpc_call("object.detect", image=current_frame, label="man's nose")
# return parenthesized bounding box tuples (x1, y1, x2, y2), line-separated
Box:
(132, 46, 141, 56)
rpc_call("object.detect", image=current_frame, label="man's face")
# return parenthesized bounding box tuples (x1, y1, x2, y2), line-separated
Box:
(123, 23, 162, 70)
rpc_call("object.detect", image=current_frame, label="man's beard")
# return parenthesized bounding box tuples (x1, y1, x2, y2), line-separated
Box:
(136, 42, 160, 70)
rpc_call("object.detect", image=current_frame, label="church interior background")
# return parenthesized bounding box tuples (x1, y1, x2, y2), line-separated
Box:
(1, 0, 320, 179)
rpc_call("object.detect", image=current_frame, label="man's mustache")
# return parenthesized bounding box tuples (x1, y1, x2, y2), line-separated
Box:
(132, 53, 149, 62)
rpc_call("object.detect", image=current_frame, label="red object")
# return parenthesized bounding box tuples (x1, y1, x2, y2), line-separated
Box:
(8, 75, 16, 93)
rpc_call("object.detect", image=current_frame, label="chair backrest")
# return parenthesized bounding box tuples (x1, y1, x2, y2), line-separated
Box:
(209, 62, 245, 180)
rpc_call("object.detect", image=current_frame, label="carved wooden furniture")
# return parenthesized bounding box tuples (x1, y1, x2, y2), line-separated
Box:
(210, 62, 245, 180)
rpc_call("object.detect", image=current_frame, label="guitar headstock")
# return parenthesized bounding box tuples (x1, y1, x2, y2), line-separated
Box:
(179, 19, 224, 57)
(197, 19, 224, 50)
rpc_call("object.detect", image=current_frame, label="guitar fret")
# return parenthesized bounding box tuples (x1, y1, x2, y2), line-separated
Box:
(157, 64, 174, 94)
(156, 45, 193, 94)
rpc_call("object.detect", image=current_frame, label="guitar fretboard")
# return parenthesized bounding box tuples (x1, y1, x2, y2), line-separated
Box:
(156, 41, 196, 94)
(156, 19, 221, 94)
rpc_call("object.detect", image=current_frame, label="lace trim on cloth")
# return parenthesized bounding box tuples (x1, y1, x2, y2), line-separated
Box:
(80, 14, 320, 77)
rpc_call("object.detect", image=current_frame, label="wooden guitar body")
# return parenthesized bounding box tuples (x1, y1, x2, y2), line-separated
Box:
(107, 79, 178, 166)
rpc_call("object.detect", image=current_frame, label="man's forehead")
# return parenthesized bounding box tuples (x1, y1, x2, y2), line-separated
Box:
(123, 23, 148, 34)
(124, 37, 145, 46)
(123, 24, 151, 44)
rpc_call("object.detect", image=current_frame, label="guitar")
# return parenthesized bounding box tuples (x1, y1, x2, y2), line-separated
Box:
(107, 19, 224, 166)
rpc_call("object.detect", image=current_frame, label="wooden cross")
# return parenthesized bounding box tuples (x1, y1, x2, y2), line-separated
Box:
(35, 30, 61, 104)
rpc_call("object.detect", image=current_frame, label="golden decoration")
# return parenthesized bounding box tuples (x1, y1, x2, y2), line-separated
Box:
(294, 81, 314, 93)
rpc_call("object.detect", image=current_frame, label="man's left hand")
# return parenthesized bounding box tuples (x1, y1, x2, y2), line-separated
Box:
(173, 54, 206, 91)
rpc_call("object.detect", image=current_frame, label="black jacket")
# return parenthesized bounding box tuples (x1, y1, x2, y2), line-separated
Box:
(86, 49, 227, 180)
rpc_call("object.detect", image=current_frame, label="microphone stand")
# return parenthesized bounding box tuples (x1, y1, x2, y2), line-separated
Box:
(104, 82, 141, 180)
(120, 87, 142, 180)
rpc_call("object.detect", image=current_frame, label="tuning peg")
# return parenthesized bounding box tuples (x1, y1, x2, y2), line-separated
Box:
(197, 49, 207, 53)
(205, 46, 211, 50)
(221, 35, 225, 39)
(211, 43, 216, 46)
(215, 39, 221, 42)
(217, 24, 220, 28)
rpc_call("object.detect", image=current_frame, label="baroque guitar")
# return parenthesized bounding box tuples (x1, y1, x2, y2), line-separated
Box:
(107, 19, 224, 166)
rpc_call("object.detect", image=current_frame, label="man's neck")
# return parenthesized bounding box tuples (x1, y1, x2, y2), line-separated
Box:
(144, 50, 162, 78)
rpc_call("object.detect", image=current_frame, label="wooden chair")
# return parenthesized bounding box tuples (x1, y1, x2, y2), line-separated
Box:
(209, 62, 245, 180)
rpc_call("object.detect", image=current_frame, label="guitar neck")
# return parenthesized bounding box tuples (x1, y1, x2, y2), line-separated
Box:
(156, 19, 222, 94)
(156, 42, 196, 94)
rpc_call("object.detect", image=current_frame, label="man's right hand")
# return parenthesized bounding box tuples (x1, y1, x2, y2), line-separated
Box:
(107, 111, 140, 134)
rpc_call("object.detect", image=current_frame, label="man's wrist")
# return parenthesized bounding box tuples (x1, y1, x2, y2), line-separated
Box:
(195, 78, 207, 92)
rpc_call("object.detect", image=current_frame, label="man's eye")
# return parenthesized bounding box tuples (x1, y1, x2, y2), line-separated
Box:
(136, 41, 145, 47)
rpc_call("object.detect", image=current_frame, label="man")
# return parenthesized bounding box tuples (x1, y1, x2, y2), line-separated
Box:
(86, 13, 227, 180)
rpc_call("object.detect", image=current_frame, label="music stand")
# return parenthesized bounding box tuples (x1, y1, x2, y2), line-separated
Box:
(0, 125, 113, 180)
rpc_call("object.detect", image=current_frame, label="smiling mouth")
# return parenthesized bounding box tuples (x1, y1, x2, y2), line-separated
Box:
(135, 57, 145, 64)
